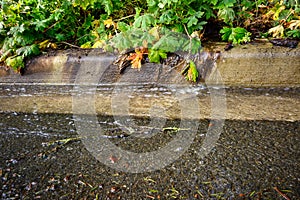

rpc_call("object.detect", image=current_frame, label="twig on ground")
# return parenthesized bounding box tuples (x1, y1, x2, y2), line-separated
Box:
(274, 187, 290, 200)
(60, 41, 81, 49)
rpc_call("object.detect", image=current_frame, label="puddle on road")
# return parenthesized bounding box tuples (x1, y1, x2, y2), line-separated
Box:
(0, 112, 299, 199)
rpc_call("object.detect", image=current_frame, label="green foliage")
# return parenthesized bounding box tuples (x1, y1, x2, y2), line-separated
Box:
(5, 56, 24, 71)
(133, 14, 156, 29)
(1, 0, 299, 72)
(181, 61, 198, 82)
(148, 49, 167, 63)
(220, 27, 251, 44)
(16, 44, 40, 58)
(287, 29, 300, 38)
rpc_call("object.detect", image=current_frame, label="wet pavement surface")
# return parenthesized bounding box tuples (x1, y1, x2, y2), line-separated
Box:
(0, 112, 299, 199)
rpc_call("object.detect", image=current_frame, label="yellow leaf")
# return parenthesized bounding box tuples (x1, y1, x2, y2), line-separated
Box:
(39, 40, 50, 49)
(273, 5, 285, 20)
(92, 19, 100, 27)
(50, 43, 57, 49)
(103, 18, 116, 29)
(268, 25, 284, 38)
(92, 40, 105, 48)
(80, 42, 92, 48)
(91, 30, 99, 39)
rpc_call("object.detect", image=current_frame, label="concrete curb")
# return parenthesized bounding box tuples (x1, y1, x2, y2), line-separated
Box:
(1, 41, 299, 86)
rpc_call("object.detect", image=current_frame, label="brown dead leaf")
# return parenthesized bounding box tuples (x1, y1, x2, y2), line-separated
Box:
(268, 24, 284, 38)
(287, 19, 300, 30)
(127, 47, 148, 70)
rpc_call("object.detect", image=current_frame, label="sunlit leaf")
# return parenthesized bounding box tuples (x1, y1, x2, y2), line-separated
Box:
(80, 41, 92, 48)
(186, 61, 198, 82)
(148, 26, 160, 40)
(92, 40, 106, 48)
(0, 49, 13, 62)
(127, 47, 148, 69)
(5, 56, 24, 70)
(268, 24, 284, 38)
(39, 40, 50, 49)
(148, 49, 167, 63)
(104, 18, 116, 29)
(287, 20, 300, 30)
(220, 27, 251, 44)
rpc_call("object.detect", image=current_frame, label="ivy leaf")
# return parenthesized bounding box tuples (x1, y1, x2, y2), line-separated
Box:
(33, 19, 49, 31)
(148, 49, 167, 63)
(186, 11, 204, 28)
(102, 0, 114, 15)
(187, 16, 198, 28)
(133, 14, 156, 30)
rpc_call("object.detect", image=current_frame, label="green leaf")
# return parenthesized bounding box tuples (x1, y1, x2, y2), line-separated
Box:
(73, 0, 95, 10)
(187, 16, 198, 28)
(286, 29, 300, 39)
(102, 0, 114, 15)
(159, 10, 178, 24)
(152, 33, 180, 52)
(16, 44, 40, 58)
(218, 7, 235, 24)
(33, 19, 50, 31)
(186, 61, 198, 82)
(5, 56, 24, 70)
(220, 27, 251, 44)
(110, 32, 132, 51)
(117, 22, 130, 32)
(182, 37, 202, 54)
(148, 49, 167, 63)
(133, 14, 156, 30)
(55, 34, 66, 42)
(220, 27, 232, 41)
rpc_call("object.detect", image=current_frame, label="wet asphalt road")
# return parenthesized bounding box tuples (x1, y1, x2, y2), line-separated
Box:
(0, 112, 299, 200)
